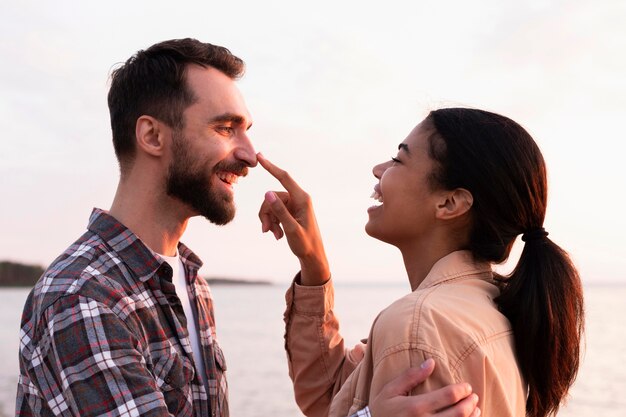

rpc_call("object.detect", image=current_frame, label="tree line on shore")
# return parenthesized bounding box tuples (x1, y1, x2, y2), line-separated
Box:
(0, 260, 272, 287)
(0, 261, 44, 287)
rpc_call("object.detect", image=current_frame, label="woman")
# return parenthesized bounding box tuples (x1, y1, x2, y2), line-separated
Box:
(258, 108, 584, 417)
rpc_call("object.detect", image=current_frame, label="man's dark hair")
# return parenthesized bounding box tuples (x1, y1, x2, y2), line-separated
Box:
(107, 38, 245, 172)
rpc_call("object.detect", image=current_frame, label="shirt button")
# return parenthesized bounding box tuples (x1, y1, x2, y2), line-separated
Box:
(164, 376, 172, 384)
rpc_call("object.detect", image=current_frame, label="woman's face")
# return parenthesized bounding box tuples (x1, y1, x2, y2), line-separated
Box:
(365, 121, 444, 246)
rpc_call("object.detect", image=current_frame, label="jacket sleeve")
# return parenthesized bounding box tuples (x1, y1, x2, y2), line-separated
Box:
(284, 276, 364, 417)
(369, 348, 454, 396)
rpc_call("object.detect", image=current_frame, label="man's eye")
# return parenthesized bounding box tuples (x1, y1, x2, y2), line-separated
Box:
(391, 156, 401, 163)
(217, 126, 234, 134)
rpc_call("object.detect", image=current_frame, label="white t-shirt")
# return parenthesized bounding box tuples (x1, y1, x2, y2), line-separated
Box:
(158, 251, 208, 390)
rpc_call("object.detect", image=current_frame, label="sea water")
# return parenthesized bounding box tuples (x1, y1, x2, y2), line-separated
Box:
(1, 284, 624, 416)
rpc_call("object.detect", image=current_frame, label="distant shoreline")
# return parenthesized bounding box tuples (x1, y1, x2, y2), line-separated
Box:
(0, 260, 275, 287)
(0, 277, 274, 288)
(205, 278, 273, 286)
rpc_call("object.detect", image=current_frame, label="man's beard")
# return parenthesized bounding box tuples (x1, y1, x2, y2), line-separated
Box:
(166, 132, 248, 225)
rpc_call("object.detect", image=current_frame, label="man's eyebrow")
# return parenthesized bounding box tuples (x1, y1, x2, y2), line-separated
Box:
(398, 143, 410, 153)
(209, 113, 253, 130)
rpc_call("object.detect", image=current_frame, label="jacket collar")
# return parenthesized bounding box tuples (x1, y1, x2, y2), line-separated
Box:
(417, 250, 492, 290)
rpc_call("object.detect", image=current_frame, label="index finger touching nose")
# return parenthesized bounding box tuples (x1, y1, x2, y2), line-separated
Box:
(257, 153, 303, 194)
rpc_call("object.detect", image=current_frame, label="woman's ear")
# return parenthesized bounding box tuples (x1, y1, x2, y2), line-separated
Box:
(135, 115, 166, 157)
(435, 188, 473, 220)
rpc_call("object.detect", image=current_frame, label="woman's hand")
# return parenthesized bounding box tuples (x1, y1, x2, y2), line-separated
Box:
(257, 153, 330, 286)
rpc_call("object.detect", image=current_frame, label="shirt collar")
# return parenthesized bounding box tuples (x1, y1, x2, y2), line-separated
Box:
(87, 208, 203, 282)
(417, 250, 492, 290)
(178, 241, 203, 276)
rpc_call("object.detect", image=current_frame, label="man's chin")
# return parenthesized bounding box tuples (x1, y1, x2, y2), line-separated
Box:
(198, 203, 236, 226)
(203, 212, 235, 226)
(174, 190, 235, 225)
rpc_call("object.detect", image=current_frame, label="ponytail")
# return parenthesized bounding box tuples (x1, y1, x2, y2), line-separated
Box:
(496, 236, 584, 417)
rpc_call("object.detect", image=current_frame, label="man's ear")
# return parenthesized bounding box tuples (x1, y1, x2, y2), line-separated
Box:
(135, 115, 166, 157)
(435, 188, 473, 220)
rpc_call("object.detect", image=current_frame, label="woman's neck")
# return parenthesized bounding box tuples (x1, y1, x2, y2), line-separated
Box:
(399, 238, 466, 291)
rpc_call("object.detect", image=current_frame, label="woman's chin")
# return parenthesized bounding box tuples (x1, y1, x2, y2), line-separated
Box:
(364, 220, 384, 241)
(365, 221, 402, 248)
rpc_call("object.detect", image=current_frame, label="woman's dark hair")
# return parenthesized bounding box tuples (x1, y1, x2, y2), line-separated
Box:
(424, 108, 584, 417)
(107, 38, 244, 173)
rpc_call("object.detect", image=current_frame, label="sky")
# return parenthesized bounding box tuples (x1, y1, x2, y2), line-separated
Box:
(1, 0, 625, 285)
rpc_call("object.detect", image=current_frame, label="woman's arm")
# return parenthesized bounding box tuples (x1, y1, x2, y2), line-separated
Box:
(283, 277, 365, 417)
(258, 153, 359, 416)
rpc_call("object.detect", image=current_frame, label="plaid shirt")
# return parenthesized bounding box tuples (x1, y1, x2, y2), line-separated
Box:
(16, 208, 228, 417)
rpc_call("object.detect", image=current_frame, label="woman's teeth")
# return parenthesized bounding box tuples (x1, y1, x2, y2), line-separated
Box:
(370, 190, 383, 203)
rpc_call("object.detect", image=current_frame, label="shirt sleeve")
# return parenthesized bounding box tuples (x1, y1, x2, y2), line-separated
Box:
(18, 294, 173, 417)
(284, 276, 364, 417)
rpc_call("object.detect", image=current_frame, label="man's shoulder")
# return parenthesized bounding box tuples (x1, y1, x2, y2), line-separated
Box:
(28, 230, 132, 318)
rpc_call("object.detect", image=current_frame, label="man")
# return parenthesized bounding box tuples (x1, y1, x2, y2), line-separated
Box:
(16, 38, 479, 417)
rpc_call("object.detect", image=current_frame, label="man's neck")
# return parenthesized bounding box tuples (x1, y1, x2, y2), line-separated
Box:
(109, 180, 190, 257)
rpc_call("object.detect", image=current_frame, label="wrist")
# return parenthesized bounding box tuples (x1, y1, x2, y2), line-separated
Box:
(299, 256, 330, 286)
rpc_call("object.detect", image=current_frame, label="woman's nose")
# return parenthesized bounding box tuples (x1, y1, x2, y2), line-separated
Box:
(372, 161, 390, 179)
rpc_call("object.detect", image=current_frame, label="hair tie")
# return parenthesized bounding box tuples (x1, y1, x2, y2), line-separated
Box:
(521, 227, 549, 242)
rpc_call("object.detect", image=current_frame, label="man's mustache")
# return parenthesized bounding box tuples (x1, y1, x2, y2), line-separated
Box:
(214, 161, 249, 178)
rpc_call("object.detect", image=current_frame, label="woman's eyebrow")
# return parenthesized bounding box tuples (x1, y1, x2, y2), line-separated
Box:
(398, 143, 410, 154)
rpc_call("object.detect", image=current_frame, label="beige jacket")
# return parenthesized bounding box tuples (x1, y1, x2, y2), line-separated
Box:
(284, 251, 526, 417)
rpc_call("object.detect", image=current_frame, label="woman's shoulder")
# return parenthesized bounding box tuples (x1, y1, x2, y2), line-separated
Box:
(376, 276, 499, 323)
(370, 278, 512, 363)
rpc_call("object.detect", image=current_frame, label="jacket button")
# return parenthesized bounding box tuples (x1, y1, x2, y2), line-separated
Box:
(164, 376, 172, 384)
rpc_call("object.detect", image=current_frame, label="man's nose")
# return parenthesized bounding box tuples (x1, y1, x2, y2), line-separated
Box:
(234, 133, 258, 167)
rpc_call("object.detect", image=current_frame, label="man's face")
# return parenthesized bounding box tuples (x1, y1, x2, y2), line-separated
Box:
(165, 65, 256, 225)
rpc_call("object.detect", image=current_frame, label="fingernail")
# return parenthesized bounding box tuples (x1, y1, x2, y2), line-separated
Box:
(265, 191, 276, 203)
(465, 384, 473, 395)
(257, 152, 264, 159)
(472, 393, 479, 404)
(475, 407, 481, 416)
(420, 358, 434, 369)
